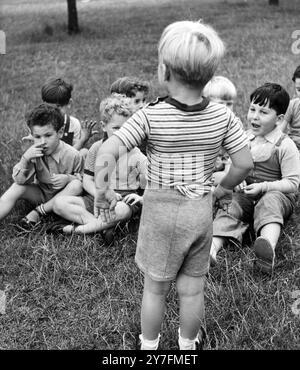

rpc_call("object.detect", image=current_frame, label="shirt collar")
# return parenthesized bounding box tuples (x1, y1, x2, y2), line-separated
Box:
(49, 141, 63, 163)
(165, 96, 209, 112)
(247, 126, 282, 144)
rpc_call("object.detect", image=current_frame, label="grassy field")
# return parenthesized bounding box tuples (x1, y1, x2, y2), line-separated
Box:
(0, 0, 300, 350)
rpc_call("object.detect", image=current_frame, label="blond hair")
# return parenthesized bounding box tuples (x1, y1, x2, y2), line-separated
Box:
(99, 93, 136, 125)
(158, 20, 225, 87)
(203, 76, 237, 101)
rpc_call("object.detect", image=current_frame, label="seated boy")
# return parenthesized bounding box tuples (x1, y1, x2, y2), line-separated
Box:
(0, 103, 83, 226)
(110, 76, 150, 110)
(280, 65, 300, 151)
(51, 93, 147, 238)
(211, 83, 300, 274)
(22, 77, 97, 153)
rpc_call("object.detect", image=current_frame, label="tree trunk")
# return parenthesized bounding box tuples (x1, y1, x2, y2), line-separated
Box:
(269, 0, 279, 5)
(67, 0, 80, 34)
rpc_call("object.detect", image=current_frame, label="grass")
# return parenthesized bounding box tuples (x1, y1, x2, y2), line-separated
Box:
(0, 0, 300, 350)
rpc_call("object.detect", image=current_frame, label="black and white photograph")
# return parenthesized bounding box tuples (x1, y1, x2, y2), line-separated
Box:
(0, 0, 299, 356)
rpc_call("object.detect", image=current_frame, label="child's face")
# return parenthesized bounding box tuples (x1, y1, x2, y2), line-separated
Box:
(31, 124, 62, 155)
(132, 91, 146, 109)
(294, 78, 300, 98)
(247, 100, 282, 137)
(211, 97, 234, 110)
(103, 113, 128, 138)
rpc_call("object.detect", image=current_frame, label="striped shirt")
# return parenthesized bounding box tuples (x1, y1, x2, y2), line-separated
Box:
(85, 140, 147, 191)
(114, 96, 248, 197)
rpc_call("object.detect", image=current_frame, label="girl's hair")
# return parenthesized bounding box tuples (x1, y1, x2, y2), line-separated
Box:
(158, 20, 225, 88)
(99, 93, 136, 125)
(250, 82, 290, 115)
(203, 76, 237, 101)
(292, 65, 300, 82)
(110, 77, 150, 98)
(26, 103, 64, 132)
(41, 77, 73, 106)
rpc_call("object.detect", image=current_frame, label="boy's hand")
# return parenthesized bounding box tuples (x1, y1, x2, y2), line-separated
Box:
(23, 143, 45, 162)
(51, 174, 69, 190)
(243, 183, 263, 196)
(234, 180, 247, 193)
(123, 193, 142, 205)
(213, 184, 233, 211)
(81, 120, 98, 142)
(94, 189, 118, 224)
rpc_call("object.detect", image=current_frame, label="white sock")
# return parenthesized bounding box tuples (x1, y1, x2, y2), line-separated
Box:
(178, 329, 199, 350)
(139, 333, 160, 350)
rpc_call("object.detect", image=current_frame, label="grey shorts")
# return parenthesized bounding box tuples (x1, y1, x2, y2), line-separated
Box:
(135, 189, 212, 281)
(213, 190, 297, 243)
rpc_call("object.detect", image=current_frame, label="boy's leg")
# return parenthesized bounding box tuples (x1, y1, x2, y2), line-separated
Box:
(176, 273, 205, 349)
(0, 183, 43, 221)
(140, 274, 171, 349)
(25, 179, 82, 222)
(253, 191, 294, 273)
(210, 236, 226, 265)
(72, 200, 133, 234)
(53, 195, 96, 225)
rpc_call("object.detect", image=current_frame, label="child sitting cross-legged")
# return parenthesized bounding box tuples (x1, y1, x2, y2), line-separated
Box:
(51, 93, 147, 236)
(211, 83, 300, 274)
(0, 103, 83, 227)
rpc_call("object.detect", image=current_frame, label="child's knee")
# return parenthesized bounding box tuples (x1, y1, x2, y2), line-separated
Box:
(176, 274, 205, 297)
(144, 275, 171, 296)
(53, 196, 66, 214)
(67, 179, 82, 194)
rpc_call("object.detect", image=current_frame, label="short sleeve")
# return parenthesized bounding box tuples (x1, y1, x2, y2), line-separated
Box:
(113, 109, 150, 151)
(222, 109, 249, 155)
(84, 141, 102, 176)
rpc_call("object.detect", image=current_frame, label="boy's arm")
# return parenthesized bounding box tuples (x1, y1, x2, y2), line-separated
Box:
(216, 145, 253, 197)
(83, 173, 96, 197)
(70, 117, 83, 150)
(12, 155, 35, 185)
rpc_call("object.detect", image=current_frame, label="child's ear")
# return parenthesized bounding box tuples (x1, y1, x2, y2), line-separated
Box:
(276, 114, 285, 126)
(58, 127, 64, 138)
(67, 98, 73, 109)
(100, 121, 107, 131)
(162, 63, 171, 81)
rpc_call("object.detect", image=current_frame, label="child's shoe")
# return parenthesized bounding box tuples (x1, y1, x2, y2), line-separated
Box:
(253, 236, 275, 274)
(178, 327, 206, 350)
(138, 334, 160, 350)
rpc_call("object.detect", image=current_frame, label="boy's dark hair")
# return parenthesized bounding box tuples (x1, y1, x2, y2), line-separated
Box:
(110, 77, 150, 98)
(250, 82, 290, 115)
(26, 103, 64, 132)
(292, 65, 300, 82)
(41, 77, 73, 106)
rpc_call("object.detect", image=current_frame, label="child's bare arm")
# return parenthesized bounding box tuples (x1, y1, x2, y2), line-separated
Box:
(218, 145, 253, 192)
(83, 173, 96, 197)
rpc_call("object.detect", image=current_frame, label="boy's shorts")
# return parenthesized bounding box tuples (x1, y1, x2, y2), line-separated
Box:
(22, 183, 57, 206)
(82, 190, 141, 216)
(135, 189, 212, 282)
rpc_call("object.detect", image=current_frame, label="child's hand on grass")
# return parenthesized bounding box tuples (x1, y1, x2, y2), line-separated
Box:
(51, 173, 69, 190)
(81, 120, 98, 142)
(22, 143, 45, 162)
(123, 193, 143, 205)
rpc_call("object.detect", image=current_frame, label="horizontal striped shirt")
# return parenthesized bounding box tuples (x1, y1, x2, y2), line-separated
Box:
(114, 96, 248, 197)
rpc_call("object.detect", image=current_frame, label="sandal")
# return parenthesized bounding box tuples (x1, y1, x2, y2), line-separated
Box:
(253, 236, 275, 274)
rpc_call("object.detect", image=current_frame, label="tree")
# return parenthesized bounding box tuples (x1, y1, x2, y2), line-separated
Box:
(67, 0, 80, 34)
(269, 0, 279, 5)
